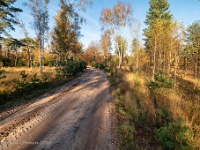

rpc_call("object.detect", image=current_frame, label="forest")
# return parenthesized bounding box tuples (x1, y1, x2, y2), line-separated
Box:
(0, 0, 200, 149)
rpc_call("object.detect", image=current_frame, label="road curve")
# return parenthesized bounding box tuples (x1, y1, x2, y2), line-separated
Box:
(0, 68, 112, 150)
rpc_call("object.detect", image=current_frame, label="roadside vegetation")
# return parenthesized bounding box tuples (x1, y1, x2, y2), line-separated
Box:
(0, 60, 86, 110)
(107, 68, 199, 149)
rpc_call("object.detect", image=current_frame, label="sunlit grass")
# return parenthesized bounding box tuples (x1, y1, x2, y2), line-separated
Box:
(184, 76, 200, 88)
(178, 69, 200, 88)
(0, 67, 56, 92)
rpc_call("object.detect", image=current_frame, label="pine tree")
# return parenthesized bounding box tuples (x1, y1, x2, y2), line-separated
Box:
(144, 0, 172, 77)
(51, 1, 81, 65)
(7, 38, 24, 66)
(0, 0, 22, 37)
(186, 21, 200, 89)
(20, 37, 36, 68)
(145, 0, 172, 25)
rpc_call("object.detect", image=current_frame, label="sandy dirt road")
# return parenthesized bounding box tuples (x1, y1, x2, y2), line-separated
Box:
(0, 68, 114, 150)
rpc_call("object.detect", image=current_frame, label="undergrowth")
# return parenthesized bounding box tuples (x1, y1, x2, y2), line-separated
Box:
(0, 60, 86, 111)
(107, 68, 195, 150)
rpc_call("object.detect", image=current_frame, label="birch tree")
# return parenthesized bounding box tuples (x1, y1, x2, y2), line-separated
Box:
(100, 1, 132, 68)
(18, 21, 36, 68)
(51, 0, 92, 66)
(24, 0, 50, 73)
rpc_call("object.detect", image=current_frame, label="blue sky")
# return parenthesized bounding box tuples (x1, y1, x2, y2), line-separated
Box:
(11, 0, 200, 49)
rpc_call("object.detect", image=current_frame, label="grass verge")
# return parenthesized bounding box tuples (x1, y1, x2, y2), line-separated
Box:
(0, 66, 85, 111)
(106, 68, 196, 150)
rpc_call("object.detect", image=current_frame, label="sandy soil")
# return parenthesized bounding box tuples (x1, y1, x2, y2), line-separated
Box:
(0, 68, 118, 150)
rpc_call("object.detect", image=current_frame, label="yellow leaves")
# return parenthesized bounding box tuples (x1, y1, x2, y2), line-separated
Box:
(100, 1, 133, 29)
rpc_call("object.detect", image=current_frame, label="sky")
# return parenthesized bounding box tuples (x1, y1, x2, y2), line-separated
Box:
(11, 0, 200, 49)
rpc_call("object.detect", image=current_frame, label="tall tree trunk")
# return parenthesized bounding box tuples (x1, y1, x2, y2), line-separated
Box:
(153, 36, 157, 78)
(136, 49, 139, 72)
(118, 51, 122, 68)
(117, 44, 122, 68)
(163, 47, 166, 71)
(159, 48, 162, 70)
(194, 56, 198, 89)
(15, 50, 18, 67)
(39, 39, 42, 73)
(56, 54, 59, 69)
(168, 38, 172, 78)
(185, 57, 187, 73)
(174, 50, 177, 87)
(27, 46, 31, 68)
(168, 51, 171, 78)
(30, 53, 32, 68)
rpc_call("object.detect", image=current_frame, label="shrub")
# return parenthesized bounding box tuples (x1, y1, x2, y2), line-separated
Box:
(91, 61, 105, 69)
(118, 125, 135, 150)
(30, 73, 40, 84)
(148, 70, 174, 90)
(91, 61, 96, 68)
(154, 117, 193, 150)
(20, 70, 28, 81)
(55, 59, 86, 78)
(98, 63, 105, 69)
(0, 69, 6, 79)
(156, 105, 173, 128)
(41, 72, 51, 82)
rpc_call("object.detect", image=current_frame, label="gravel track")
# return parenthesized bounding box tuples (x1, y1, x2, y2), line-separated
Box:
(0, 68, 114, 150)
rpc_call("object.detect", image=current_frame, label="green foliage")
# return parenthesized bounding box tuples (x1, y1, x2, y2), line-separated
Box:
(0, 69, 6, 79)
(30, 73, 40, 84)
(154, 118, 193, 150)
(20, 70, 28, 81)
(148, 70, 174, 89)
(91, 61, 105, 69)
(0, 0, 23, 36)
(118, 125, 135, 150)
(98, 63, 105, 69)
(156, 105, 173, 127)
(186, 21, 200, 53)
(0, 70, 53, 109)
(41, 72, 51, 82)
(55, 68, 65, 79)
(56, 59, 86, 78)
(51, 0, 83, 64)
(145, 0, 172, 25)
(91, 61, 96, 68)
(110, 72, 148, 149)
